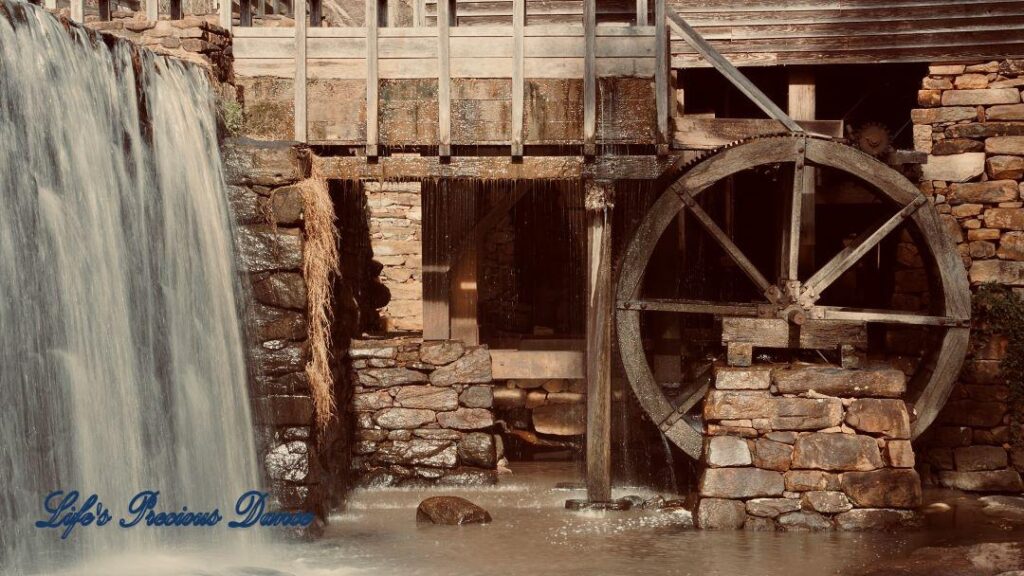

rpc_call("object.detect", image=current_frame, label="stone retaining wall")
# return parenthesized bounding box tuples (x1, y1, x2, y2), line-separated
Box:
(697, 364, 922, 531)
(911, 60, 1024, 494)
(366, 181, 423, 333)
(222, 138, 325, 517)
(350, 337, 501, 486)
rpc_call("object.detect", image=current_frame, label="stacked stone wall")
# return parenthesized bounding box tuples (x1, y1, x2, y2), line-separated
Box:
(366, 182, 423, 332)
(910, 60, 1024, 494)
(697, 364, 922, 531)
(351, 338, 501, 486)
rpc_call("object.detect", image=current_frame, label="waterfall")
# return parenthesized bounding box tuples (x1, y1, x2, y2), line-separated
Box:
(0, 2, 261, 572)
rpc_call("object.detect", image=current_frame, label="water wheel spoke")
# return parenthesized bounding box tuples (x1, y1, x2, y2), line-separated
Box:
(619, 298, 761, 317)
(678, 191, 777, 301)
(801, 195, 927, 304)
(780, 138, 806, 283)
(815, 306, 968, 327)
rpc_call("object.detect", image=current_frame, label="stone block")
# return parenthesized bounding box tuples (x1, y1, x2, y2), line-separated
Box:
(696, 498, 746, 530)
(374, 408, 436, 429)
(834, 509, 923, 530)
(792, 433, 884, 471)
(911, 107, 977, 124)
(377, 439, 457, 468)
(437, 408, 494, 431)
(941, 88, 1020, 106)
(236, 225, 303, 273)
(932, 138, 985, 155)
(705, 436, 753, 467)
(954, 445, 1009, 472)
(532, 403, 584, 435)
(353, 389, 393, 411)
(771, 397, 844, 431)
(746, 498, 801, 518)
(359, 367, 429, 388)
(773, 366, 906, 398)
(841, 469, 922, 508)
(948, 122, 1024, 139)
(420, 340, 465, 365)
(948, 180, 1020, 204)
(844, 399, 911, 439)
(954, 74, 989, 89)
(430, 347, 492, 385)
(887, 440, 916, 468)
(394, 386, 459, 411)
(785, 470, 841, 492)
(917, 89, 941, 107)
(752, 439, 794, 472)
(988, 103, 1024, 120)
(252, 272, 307, 311)
(459, 386, 494, 408)
(222, 139, 309, 187)
(940, 399, 1007, 426)
(777, 511, 832, 531)
(920, 152, 986, 182)
(457, 432, 496, 468)
(715, 366, 771, 390)
(700, 468, 785, 499)
(938, 470, 1024, 492)
(703, 390, 771, 420)
(987, 136, 1024, 155)
(802, 491, 853, 514)
(929, 64, 966, 75)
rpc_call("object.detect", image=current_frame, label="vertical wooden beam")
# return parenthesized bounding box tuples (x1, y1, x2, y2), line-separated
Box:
(220, 0, 233, 31)
(170, 0, 182, 19)
(788, 68, 816, 274)
(70, 0, 83, 22)
(511, 0, 524, 157)
(99, 0, 110, 20)
(294, 0, 307, 142)
(413, 0, 424, 26)
(44, 0, 56, 9)
(654, 0, 668, 155)
(450, 182, 479, 345)
(585, 180, 614, 503)
(423, 182, 451, 341)
(366, 0, 379, 156)
(146, 0, 158, 21)
(636, 0, 647, 26)
(310, 0, 321, 26)
(240, 0, 251, 26)
(259, 0, 267, 19)
(437, 0, 452, 157)
(583, 0, 597, 156)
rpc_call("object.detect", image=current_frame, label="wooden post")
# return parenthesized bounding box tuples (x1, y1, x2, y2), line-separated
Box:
(366, 0, 379, 156)
(636, 0, 648, 25)
(511, 0, 524, 157)
(423, 182, 451, 341)
(99, 0, 111, 20)
(310, 0, 322, 26)
(170, 0, 182, 19)
(146, 0, 158, 21)
(220, 0, 233, 31)
(70, 0, 83, 22)
(788, 69, 816, 274)
(413, 0, 424, 26)
(450, 183, 480, 345)
(583, 0, 596, 157)
(294, 0, 307, 142)
(585, 180, 614, 503)
(654, 0, 668, 155)
(437, 0, 452, 157)
(240, 0, 251, 26)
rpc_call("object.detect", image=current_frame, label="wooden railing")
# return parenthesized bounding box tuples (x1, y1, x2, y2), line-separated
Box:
(228, 0, 670, 155)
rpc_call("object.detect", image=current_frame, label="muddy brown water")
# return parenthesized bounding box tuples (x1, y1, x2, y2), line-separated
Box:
(39, 462, 1021, 576)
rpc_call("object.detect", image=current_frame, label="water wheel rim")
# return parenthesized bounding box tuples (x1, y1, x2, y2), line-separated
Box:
(615, 136, 970, 459)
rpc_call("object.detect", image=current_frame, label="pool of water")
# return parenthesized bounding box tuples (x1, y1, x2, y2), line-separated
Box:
(37, 462, 1022, 576)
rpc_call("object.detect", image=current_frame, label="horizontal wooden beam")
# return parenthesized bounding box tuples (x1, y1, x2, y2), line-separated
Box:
(315, 154, 674, 180)
(490, 349, 585, 379)
(673, 117, 842, 150)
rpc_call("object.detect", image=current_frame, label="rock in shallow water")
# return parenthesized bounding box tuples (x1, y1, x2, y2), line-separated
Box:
(416, 496, 492, 525)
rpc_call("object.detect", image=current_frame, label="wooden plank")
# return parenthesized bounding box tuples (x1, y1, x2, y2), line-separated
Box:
(70, 0, 83, 22)
(788, 69, 815, 280)
(490, 350, 585, 379)
(666, 10, 801, 132)
(583, 0, 596, 156)
(585, 180, 614, 503)
(146, 0, 158, 21)
(619, 298, 760, 316)
(315, 154, 674, 180)
(241, 0, 252, 26)
(636, 0, 648, 25)
(450, 36, 512, 57)
(721, 317, 868, 350)
(366, 0, 379, 156)
(654, 0, 667, 154)
(816, 307, 967, 328)
(232, 27, 297, 37)
(294, 0, 307, 143)
(672, 117, 842, 149)
(414, 0, 426, 26)
(438, 0, 452, 157)
(449, 182, 479, 345)
(512, 0, 525, 156)
(423, 184, 450, 341)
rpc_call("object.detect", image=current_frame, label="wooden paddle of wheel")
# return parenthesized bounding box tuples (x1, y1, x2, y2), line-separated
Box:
(615, 134, 971, 459)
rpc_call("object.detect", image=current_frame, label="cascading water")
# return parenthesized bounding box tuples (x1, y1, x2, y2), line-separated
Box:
(0, 2, 260, 573)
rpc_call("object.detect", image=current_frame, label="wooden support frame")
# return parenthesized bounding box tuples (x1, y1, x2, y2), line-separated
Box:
(654, 0, 668, 155)
(310, 0, 322, 26)
(146, 0, 158, 21)
(788, 69, 816, 276)
(294, 0, 308, 142)
(636, 0, 648, 26)
(98, 0, 111, 20)
(585, 180, 614, 503)
(511, 0, 525, 157)
(437, 0, 452, 157)
(582, 0, 597, 157)
(240, 0, 252, 27)
(366, 0, 379, 157)
(70, 0, 83, 22)
(170, 0, 182, 20)
(220, 0, 233, 32)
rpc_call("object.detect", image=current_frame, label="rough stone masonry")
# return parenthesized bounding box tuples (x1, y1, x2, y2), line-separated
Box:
(697, 363, 923, 531)
(911, 60, 1024, 494)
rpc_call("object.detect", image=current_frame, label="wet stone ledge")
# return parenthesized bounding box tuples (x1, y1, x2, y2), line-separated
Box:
(350, 337, 502, 488)
(696, 364, 926, 531)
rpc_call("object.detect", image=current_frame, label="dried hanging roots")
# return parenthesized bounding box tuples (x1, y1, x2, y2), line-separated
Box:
(297, 165, 340, 433)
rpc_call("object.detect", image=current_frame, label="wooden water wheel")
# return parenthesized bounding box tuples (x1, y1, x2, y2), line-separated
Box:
(615, 134, 971, 459)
